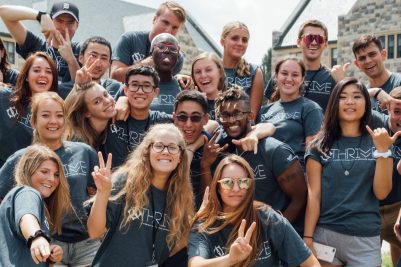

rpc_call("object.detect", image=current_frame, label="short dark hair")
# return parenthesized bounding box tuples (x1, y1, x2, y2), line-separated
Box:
(352, 34, 383, 58)
(80, 36, 112, 60)
(174, 90, 208, 113)
(214, 87, 250, 118)
(124, 65, 160, 87)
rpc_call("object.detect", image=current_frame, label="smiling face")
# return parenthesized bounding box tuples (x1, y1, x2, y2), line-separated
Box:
(297, 26, 327, 62)
(124, 74, 159, 111)
(26, 57, 54, 95)
(221, 27, 249, 60)
(79, 42, 111, 81)
(53, 14, 79, 40)
(149, 130, 182, 179)
(174, 100, 208, 144)
(193, 58, 221, 99)
(338, 84, 366, 123)
(151, 9, 183, 39)
(388, 101, 401, 133)
(33, 99, 65, 145)
(30, 159, 60, 198)
(354, 42, 387, 80)
(84, 84, 115, 120)
(219, 100, 253, 139)
(275, 59, 304, 101)
(218, 163, 249, 212)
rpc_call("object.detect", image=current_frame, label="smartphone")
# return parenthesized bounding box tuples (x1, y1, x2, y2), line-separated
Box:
(313, 242, 336, 263)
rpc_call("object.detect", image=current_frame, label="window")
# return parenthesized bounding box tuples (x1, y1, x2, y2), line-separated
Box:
(331, 48, 337, 67)
(397, 34, 401, 58)
(378, 36, 385, 49)
(3, 40, 15, 64)
(388, 35, 395, 59)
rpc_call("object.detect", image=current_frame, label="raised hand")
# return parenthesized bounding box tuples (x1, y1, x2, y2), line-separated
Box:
(228, 219, 256, 265)
(92, 152, 112, 194)
(30, 236, 51, 264)
(176, 74, 194, 90)
(232, 133, 258, 154)
(40, 13, 56, 46)
(75, 58, 99, 85)
(366, 125, 401, 151)
(330, 62, 350, 83)
(202, 131, 228, 167)
(54, 30, 76, 64)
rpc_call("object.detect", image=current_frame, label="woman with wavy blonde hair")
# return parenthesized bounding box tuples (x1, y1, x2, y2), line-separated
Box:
(188, 154, 318, 267)
(221, 22, 264, 117)
(88, 123, 194, 267)
(0, 144, 70, 266)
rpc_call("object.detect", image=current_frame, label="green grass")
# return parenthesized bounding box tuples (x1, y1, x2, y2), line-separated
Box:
(382, 252, 393, 267)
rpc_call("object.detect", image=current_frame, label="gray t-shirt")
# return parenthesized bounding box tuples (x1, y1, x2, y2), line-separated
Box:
(0, 186, 49, 267)
(112, 31, 184, 76)
(17, 30, 80, 82)
(264, 66, 336, 111)
(104, 111, 172, 168)
(92, 185, 171, 266)
(370, 72, 401, 113)
(305, 134, 383, 236)
(150, 79, 181, 114)
(225, 64, 259, 96)
(188, 207, 311, 267)
(0, 141, 98, 242)
(4, 68, 18, 87)
(259, 97, 323, 167)
(0, 88, 32, 167)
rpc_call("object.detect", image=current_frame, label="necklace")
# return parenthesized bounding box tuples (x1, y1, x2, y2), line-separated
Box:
(336, 135, 363, 176)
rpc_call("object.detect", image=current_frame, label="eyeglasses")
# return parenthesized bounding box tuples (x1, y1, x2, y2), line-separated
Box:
(218, 111, 250, 122)
(302, 34, 325, 45)
(151, 142, 181, 154)
(175, 113, 205, 123)
(127, 83, 155, 93)
(218, 177, 252, 190)
(153, 42, 180, 54)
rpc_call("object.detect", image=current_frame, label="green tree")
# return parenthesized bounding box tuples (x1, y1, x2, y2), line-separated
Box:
(261, 47, 272, 83)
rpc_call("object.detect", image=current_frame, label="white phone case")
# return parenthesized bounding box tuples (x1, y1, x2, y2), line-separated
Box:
(313, 242, 336, 263)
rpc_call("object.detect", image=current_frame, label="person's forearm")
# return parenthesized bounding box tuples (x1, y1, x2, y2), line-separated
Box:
(251, 122, 276, 139)
(20, 214, 41, 240)
(189, 255, 232, 267)
(67, 59, 80, 81)
(200, 163, 213, 193)
(87, 192, 109, 238)
(282, 199, 306, 223)
(0, 5, 37, 21)
(373, 157, 393, 200)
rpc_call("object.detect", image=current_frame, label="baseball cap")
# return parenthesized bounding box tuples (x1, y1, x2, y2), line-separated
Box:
(50, 2, 79, 22)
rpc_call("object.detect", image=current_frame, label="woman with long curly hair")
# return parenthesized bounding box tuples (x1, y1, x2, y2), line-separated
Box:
(0, 144, 70, 266)
(87, 123, 194, 267)
(188, 154, 319, 267)
(0, 51, 58, 167)
(221, 22, 264, 117)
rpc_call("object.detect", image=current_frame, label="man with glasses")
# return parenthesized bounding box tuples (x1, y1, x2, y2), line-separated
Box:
(104, 65, 171, 168)
(264, 19, 347, 111)
(203, 87, 307, 235)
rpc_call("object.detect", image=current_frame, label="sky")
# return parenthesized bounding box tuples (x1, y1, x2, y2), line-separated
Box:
(127, 0, 301, 65)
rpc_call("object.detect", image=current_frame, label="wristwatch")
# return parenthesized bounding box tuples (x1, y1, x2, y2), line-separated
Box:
(26, 229, 51, 248)
(36, 11, 47, 23)
(373, 149, 392, 158)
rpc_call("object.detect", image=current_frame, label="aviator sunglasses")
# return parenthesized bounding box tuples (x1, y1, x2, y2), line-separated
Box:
(218, 177, 252, 190)
(302, 34, 325, 45)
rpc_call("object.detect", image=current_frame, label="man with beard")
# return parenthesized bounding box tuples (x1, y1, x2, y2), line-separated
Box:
(264, 20, 348, 111)
(202, 87, 307, 235)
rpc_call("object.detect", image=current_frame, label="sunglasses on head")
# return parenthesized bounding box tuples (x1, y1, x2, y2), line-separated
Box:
(218, 177, 252, 190)
(175, 113, 204, 123)
(302, 34, 325, 45)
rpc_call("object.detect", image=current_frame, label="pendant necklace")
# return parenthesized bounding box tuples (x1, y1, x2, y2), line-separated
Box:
(337, 135, 362, 176)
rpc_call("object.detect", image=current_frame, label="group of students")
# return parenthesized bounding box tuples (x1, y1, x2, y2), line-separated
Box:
(0, 1, 401, 267)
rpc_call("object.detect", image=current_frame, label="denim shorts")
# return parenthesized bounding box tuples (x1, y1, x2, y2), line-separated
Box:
(51, 237, 101, 267)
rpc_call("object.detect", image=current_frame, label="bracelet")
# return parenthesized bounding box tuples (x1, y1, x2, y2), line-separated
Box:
(36, 11, 47, 23)
(374, 88, 382, 99)
(26, 229, 51, 249)
(303, 236, 313, 239)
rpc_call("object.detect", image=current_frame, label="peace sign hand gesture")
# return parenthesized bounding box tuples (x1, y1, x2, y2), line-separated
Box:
(92, 152, 112, 195)
(228, 219, 256, 265)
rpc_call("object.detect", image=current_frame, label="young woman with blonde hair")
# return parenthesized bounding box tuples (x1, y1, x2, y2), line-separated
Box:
(0, 144, 70, 266)
(0, 91, 100, 267)
(221, 21, 264, 116)
(191, 52, 227, 120)
(189, 154, 318, 267)
(88, 123, 194, 266)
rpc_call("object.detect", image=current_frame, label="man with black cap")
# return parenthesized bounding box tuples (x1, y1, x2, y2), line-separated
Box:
(0, 2, 81, 82)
